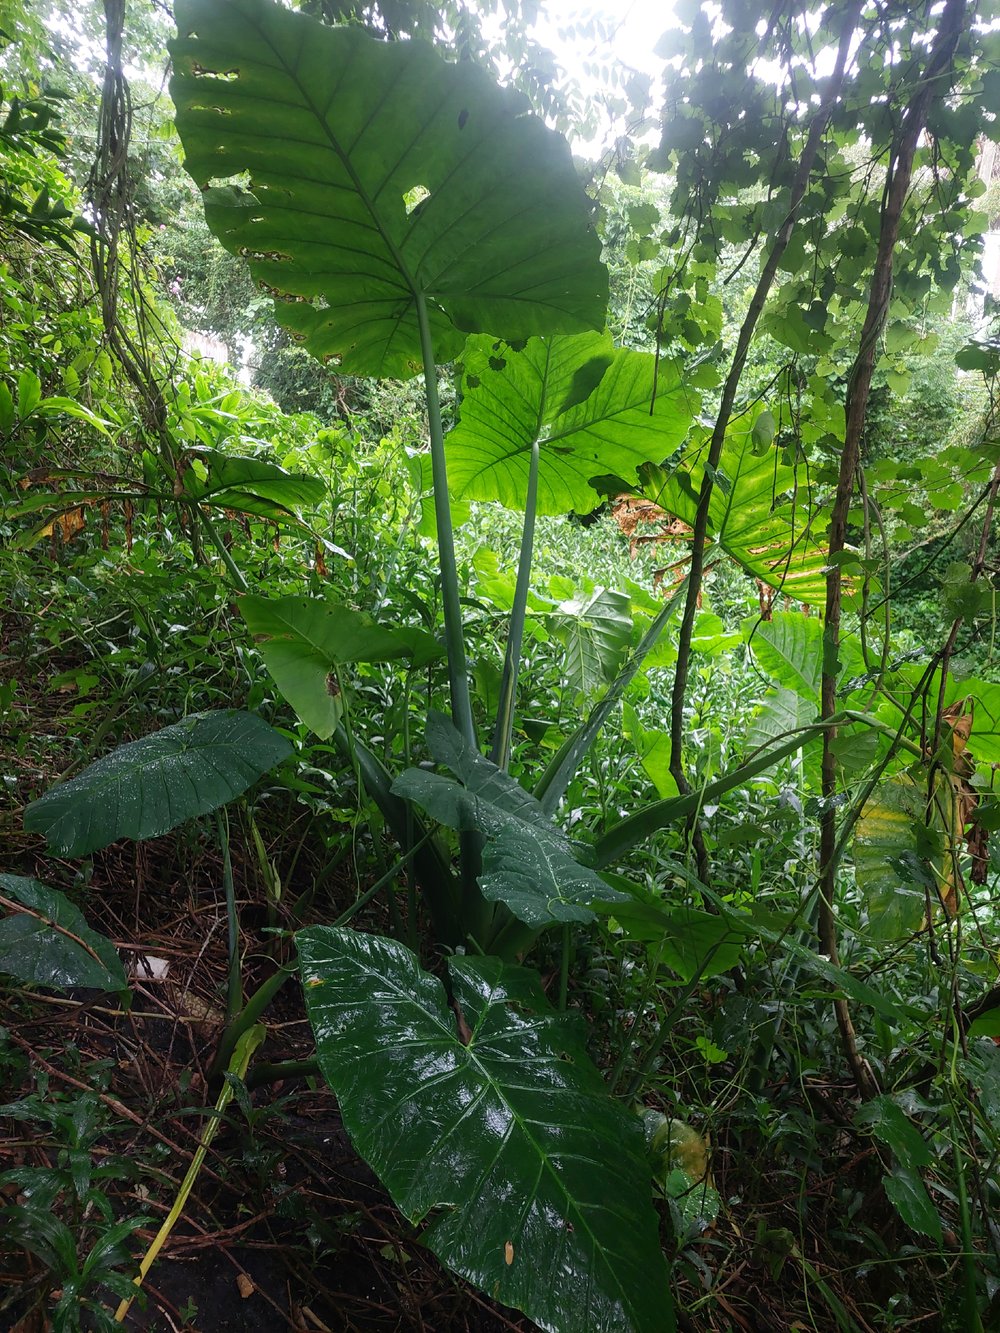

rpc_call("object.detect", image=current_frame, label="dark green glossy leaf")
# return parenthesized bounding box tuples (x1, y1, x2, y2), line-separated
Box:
(883, 1166, 942, 1244)
(298, 927, 672, 1333)
(424, 709, 554, 830)
(391, 775, 616, 926)
(24, 711, 291, 857)
(0, 875, 126, 992)
(855, 1095, 932, 1169)
(394, 714, 625, 927)
(170, 0, 607, 379)
(476, 810, 618, 925)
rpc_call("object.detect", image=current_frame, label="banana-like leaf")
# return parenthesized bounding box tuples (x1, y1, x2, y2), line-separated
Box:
(24, 711, 291, 858)
(180, 448, 325, 520)
(298, 927, 672, 1333)
(641, 416, 846, 607)
(170, 0, 607, 379)
(447, 334, 697, 513)
(0, 875, 126, 992)
(240, 595, 442, 739)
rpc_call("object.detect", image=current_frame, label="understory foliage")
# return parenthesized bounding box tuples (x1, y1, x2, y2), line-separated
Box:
(4, 0, 1000, 1330)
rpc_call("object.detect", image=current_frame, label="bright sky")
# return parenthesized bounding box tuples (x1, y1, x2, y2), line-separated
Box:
(533, 0, 668, 77)
(526, 0, 671, 151)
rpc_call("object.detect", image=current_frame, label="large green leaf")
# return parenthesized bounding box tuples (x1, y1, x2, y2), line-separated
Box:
(853, 776, 934, 940)
(745, 614, 866, 704)
(298, 927, 672, 1333)
(855, 1095, 932, 1170)
(181, 447, 325, 521)
(391, 772, 621, 926)
(392, 713, 625, 926)
(447, 334, 697, 513)
(746, 612, 824, 699)
(0, 875, 126, 992)
(552, 587, 633, 698)
(24, 711, 292, 858)
(642, 416, 844, 607)
(241, 595, 441, 739)
(170, 0, 607, 379)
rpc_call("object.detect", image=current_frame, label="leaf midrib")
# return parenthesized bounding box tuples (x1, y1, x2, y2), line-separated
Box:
(309, 944, 646, 1317)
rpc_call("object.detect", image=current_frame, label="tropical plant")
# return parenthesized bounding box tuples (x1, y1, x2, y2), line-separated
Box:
(12, 0, 1000, 1327)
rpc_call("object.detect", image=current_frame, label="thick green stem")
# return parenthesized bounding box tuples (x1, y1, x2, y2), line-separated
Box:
(200, 507, 249, 593)
(414, 293, 486, 940)
(491, 439, 540, 771)
(245, 1058, 321, 1089)
(415, 290, 475, 749)
(558, 924, 571, 1012)
(216, 808, 243, 1022)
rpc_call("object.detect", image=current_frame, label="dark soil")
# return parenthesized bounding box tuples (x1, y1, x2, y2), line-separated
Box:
(0, 835, 535, 1333)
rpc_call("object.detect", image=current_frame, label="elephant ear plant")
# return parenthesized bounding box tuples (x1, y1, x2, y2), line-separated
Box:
(129, 0, 689, 1327)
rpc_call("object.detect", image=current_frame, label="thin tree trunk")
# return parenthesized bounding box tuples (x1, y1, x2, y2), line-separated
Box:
(669, 10, 861, 829)
(819, 0, 969, 1100)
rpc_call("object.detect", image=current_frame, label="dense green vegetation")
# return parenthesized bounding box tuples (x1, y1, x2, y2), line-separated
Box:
(4, 0, 1000, 1329)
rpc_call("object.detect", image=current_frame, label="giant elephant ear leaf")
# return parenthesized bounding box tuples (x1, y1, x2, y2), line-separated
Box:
(24, 711, 292, 858)
(447, 334, 698, 514)
(298, 927, 672, 1333)
(639, 414, 853, 608)
(169, 0, 607, 379)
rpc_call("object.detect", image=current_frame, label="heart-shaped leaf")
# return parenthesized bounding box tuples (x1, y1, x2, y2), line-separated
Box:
(298, 927, 672, 1333)
(240, 596, 442, 739)
(170, 0, 607, 378)
(0, 875, 126, 992)
(447, 334, 697, 513)
(24, 711, 291, 857)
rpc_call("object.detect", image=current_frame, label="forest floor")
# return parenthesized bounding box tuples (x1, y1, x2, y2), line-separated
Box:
(0, 825, 931, 1332)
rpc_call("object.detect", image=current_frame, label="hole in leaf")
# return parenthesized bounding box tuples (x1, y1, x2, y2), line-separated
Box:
(403, 184, 431, 216)
(192, 62, 240, 81)
(238, 248, 290, 264)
